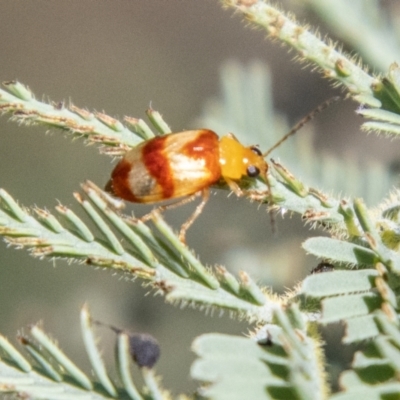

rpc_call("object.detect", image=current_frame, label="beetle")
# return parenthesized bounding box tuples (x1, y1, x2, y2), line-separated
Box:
(105, 97, 339, 242)
(105, 129, 269, 242)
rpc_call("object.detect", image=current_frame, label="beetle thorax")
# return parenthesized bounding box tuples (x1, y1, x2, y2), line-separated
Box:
(219, 135, 267, 180)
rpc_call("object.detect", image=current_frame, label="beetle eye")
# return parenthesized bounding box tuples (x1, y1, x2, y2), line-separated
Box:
(250, 146, 262, 156)
(246, 165, 260, 177)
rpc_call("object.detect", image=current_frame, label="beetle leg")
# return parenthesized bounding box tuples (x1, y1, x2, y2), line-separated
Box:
(178, 189, 210, 244)
(137, 190, 209, 244)
(139, 194, 199, 226)
(224, 178, 244, 197)
(227, 174, 277, 232)
(263, 170, 277, 233)
(225, 177, 272, 202)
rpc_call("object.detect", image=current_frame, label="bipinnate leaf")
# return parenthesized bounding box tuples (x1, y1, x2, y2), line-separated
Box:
(302, 237, 376, 266)
(0, 361, 113, 400)
(192, 304, 328, 400)
(304, 0, 400, 73)
(0, 186, 282, 319)
(357, 63, 400, 137)
(223, 1, 400, 144)
(302, 269, 378, 297)
(0, 306, 168, 400)
(191, 334, 273, 400)
(0, 81, 143, 154)
(80, 305, 117, 397)
(320, 293, 382, 324)
(223, 0, 378, 106)
(332, 312, 400, 398)
(344, 315, 381, 343)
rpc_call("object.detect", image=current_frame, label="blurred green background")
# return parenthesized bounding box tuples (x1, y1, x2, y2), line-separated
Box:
(1, 0, 399, 394)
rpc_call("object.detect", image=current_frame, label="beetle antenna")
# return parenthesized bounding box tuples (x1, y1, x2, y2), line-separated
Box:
(263, 96, 341, 158)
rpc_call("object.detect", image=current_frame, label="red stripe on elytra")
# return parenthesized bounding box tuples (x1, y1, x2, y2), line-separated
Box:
(142, 135, 174, 199)
(111, 159, 140, 202)
(182, 130, 221, 183)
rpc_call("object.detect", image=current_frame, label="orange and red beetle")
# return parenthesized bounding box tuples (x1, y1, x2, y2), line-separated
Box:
(106, 129, 269, 241)
(106, 98, 339, 242)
